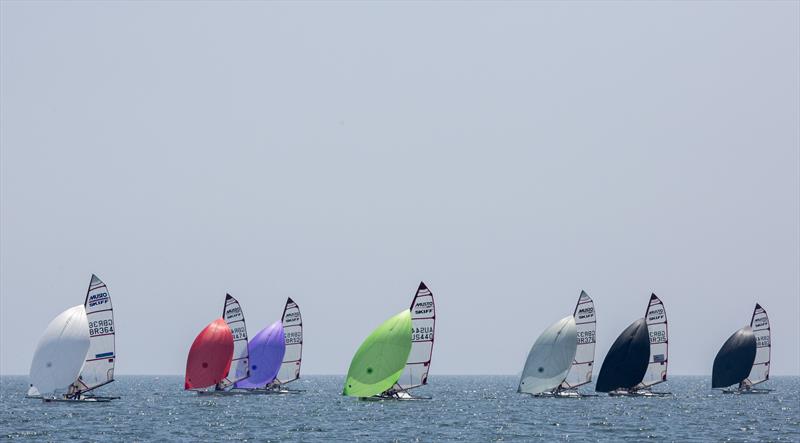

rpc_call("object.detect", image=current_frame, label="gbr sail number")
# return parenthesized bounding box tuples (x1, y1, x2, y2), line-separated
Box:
(89, 319, 114, 336)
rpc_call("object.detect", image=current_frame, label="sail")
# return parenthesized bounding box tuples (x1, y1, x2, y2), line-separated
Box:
(72, 274, 115, 393)
(234, 321, 285, 388)
(343, 310, 412, 397)
(185, 318, 234, 389)
(638, 293, 668, 388)
(560, 290, 596, 390)
(743, 303, 770, 387)
(276, 297, 303, 384)
(29, 305, 90, 396)
(518, 316, 577, 394)
(220, 293, 249, 387)
(396, 282, 435, 391)
(712, 326, 756, 388)
(595, 318, 650, 392)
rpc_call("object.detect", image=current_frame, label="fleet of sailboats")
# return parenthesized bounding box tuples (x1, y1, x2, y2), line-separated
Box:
(712, 303, 771, 394)
(24, 278, 780, 402)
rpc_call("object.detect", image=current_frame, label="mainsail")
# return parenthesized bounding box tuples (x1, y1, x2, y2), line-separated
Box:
(518, 316, 577, 395)
(220, 293, 249, 388)
(712, 326, 756, 389)
(595, 318, 650, 392)
(560, 291, 596, 390)
(276, 297, 303, 384)
(637, 294, 668, 388)
(742, 303, 770, 388)
(343, 310, 412, 397)
(185, 319, 234, 389)
(234, 321, 285, 389)
(29, 305, 90, 396)
(395, 282, 435, 391)
(71, 274, 115, 394)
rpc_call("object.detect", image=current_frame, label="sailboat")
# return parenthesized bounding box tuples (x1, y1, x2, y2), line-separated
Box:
(595, 293, 670, 397)
(185, 294, 250, 395)
(234, 298, 304, 394)
(517, 291, 596, 398)
(27, 274, 118, 402)
(343, 282, 435, 400)
(712, 303, 771, 394)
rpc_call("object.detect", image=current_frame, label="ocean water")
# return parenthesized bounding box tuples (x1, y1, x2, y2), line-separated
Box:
(1, 375, 798, 441)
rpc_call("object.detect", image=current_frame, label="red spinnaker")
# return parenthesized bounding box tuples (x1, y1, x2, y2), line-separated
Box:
(185, 318, 234, 390)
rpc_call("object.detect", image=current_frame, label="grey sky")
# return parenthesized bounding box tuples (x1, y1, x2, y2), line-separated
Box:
(1, 1, 798, 377)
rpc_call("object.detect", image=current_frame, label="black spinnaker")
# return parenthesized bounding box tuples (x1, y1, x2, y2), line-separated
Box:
(711, 327, 757, 389)
(595, 318, 650, 393)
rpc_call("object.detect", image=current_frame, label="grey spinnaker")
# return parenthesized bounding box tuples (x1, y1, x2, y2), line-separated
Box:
(712, 327, 756, 389)
(595, 318, 650, 392)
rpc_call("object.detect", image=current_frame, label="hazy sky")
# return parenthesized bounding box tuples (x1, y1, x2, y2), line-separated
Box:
(2, 1, 798, 377)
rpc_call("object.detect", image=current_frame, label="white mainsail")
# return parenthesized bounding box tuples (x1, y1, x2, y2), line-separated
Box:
(743, 303, 770, 387)
(29, 305, 90, 396)
(638, 293, 668, 388)
(518, 316, 578, 395)
(276, 297, 303, 384)
(395, 282, 435, 391)
(560, 291, 596, 390)
(71, 275, 115, 393)
(220, 293, 249, 387)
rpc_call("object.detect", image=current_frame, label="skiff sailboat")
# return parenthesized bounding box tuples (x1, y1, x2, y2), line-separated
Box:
(343, 282, 435, 400)
(27, 274, 119, 402)
(518, 291, 596, 398)
(595, 293, 669, 397)
(185, 294, 250, 395)
(234, 297, 304, 394)
(712, 303, 771, 394)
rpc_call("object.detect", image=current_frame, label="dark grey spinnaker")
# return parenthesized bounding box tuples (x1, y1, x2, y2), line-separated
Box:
(595, 318, 650, 392)
(711, 327, 756, 389)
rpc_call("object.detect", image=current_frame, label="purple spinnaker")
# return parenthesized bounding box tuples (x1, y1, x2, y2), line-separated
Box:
(234, 321, 286, 388)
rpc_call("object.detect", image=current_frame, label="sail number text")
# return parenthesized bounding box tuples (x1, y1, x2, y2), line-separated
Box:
(89, 319, 114, 336)
(577, 330, 595, 344)
(285, 331, 302, 345)
(412, 326, 433, 341)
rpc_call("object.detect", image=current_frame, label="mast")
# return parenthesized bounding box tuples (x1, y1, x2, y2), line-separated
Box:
(560, 291, 596, 390)
(741, 303, 770, 388)
(219, 294, 250, 388)
(71, 274, 115, 395)
(395, 282, 435, 392)
(276, 297, 303, 385)
(637, 293, 668, 388)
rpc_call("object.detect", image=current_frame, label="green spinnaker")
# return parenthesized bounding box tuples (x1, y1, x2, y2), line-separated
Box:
(343, 309, 412, 397)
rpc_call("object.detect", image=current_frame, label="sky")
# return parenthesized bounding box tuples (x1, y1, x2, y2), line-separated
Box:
(1, 1, 798, 377)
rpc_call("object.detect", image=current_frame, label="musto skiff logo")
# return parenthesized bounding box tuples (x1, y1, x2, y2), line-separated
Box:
(89, 319, 114, 336)
(88, 292, 109, 308)
(577, 306, 594, 321)
(647, 308, 665, 322)
(413, 301, 434, 316)
(225, 306, 243, 321)
(412, 326, 433, 341)
(284, 311, 300, 325)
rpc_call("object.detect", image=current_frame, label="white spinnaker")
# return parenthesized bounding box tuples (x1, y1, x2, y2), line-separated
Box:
(220, 294, 249, 387)
(29, 305, 90, 396)
(276, 297, 303, 384)
(396, 283, 435, 391)
(72, 275, 115, 393)
(744, 304, 770, 387)
(560, 291, 596, 390)
(519, 316, 578, 394)
(638, 294, 668, 388)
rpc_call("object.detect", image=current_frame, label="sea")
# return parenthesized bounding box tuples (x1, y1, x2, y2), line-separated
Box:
(1, 376, 798, 441)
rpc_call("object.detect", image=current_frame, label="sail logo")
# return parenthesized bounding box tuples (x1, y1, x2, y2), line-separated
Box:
(413, 301, 434, 315)
(577, 306, 594, 320)
(225, 306, 242, 320)
(285, 331, 302, 345)
(754, 318, 768, 328)
(284, 311, 300, 324)
(647, 308, 665, 322)
(88, 292, 109, 307)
